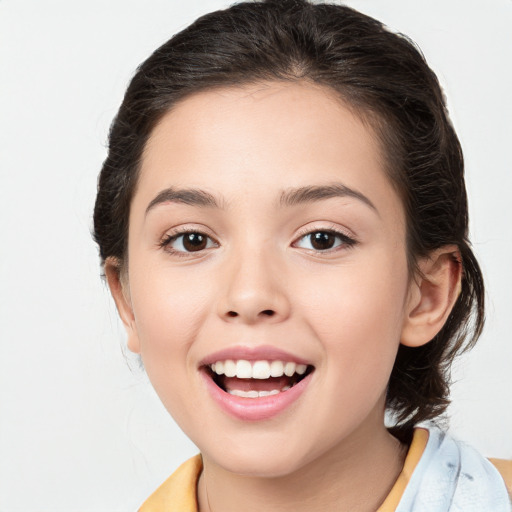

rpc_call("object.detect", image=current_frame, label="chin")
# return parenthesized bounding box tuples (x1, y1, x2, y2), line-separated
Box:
(217, 453, 306, 479)
(200, 432, 320, 479)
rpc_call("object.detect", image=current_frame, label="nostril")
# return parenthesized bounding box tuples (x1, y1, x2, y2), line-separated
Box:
(223, 309, 277, 320)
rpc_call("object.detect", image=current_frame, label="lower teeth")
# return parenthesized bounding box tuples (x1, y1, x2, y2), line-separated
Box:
(228, 386, 291, 398)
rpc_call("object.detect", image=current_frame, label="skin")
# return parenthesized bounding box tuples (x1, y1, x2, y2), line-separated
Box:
(107, 81, 461, 511)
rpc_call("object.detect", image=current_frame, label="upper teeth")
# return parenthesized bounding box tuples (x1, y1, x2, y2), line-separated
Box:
(209, 360, 308, 379)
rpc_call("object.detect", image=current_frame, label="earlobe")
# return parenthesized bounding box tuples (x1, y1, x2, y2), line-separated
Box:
(401, 246, 462, 348)
(104, 257, 141, 354)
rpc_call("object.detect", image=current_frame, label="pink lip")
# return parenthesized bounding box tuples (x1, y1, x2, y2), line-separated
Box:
(200, 345, 311, 366)
(201, 370, 313, 421)
(199, 345, 314, 421)
(200, 347, 314, 421)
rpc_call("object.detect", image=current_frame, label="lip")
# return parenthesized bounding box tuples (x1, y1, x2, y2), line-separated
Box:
(201, 368, 313, 421)
(199, 345, 311, 366)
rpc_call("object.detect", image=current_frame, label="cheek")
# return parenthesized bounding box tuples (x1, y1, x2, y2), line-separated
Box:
(128, 263, 214, 367)
(299, 250, 409, 372)
(126, 264, 219, 423)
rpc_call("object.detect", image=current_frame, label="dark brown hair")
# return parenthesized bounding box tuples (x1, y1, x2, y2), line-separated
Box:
(93, 0, 484, 440)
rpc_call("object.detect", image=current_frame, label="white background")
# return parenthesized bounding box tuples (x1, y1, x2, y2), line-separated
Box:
(0, 1, 511, 510)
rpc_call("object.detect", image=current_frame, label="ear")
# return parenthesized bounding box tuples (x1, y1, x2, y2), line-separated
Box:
(401, 246, 462, 348)
(104, 257, 141, 354)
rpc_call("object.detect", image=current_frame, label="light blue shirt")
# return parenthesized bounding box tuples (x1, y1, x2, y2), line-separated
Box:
(396, 427, 510, 511)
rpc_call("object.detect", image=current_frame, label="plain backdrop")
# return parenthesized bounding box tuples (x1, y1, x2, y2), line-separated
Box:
(1, 1, 511, 510)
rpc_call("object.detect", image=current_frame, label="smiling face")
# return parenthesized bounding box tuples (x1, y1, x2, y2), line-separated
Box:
(112, 81, 416, 476)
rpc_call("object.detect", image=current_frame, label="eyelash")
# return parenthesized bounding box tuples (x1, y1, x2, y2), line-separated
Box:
(159, 226, 357, 257)
(159, 228, 219, 258)
(293, 226, 358, 254)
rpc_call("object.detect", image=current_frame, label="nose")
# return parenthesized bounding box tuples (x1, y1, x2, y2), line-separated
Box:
(217, 248, 291, 325)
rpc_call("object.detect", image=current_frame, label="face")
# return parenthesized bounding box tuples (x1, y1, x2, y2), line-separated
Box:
(118, 82, 414, 477)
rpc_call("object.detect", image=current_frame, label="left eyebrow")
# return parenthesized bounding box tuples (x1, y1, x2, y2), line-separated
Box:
(278, 183, 378, 215)
(145, 187, 222, 216)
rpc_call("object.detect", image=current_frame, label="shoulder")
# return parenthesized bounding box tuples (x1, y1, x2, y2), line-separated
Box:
(138, 454, 202, 512)
(489, 458, 512, 500)
(395, 427, 511, 511)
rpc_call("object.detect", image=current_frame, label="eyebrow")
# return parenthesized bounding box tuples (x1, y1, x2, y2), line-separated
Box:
(145, 187, 221, 215)
(279, 183, 378, 214)
(145, 182, 378, 216)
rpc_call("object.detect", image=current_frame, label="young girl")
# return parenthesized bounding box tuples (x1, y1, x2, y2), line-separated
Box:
(93, 0, 511, 510)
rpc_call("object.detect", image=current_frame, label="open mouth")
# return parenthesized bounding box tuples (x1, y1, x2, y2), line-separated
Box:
(204, 359, 315, 398)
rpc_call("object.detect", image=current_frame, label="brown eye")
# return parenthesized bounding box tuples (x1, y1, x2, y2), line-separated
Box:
(310, 232, 336, 250)
(182, 233, 207, 251)
(295, 230, 355, 252)
(163, 231, 217, 253)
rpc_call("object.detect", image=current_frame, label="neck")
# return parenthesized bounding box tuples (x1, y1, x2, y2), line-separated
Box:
(197, 420, 407, 512)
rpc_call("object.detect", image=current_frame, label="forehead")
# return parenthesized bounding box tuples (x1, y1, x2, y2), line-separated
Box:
(144, 81, 384, 165)
(135, 81, 402, 222)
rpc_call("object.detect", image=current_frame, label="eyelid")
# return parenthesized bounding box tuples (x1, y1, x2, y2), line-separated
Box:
(157, 223, 357, 256)
(292, 224, 358, 252)
(159, 225, 219, 256)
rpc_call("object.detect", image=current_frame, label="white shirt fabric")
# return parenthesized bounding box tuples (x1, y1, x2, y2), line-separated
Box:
(396, 427, 511, 511)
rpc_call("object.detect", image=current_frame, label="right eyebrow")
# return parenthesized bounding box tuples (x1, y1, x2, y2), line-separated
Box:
(145, 187, 222, 216)
(279, 183, 378, 215)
